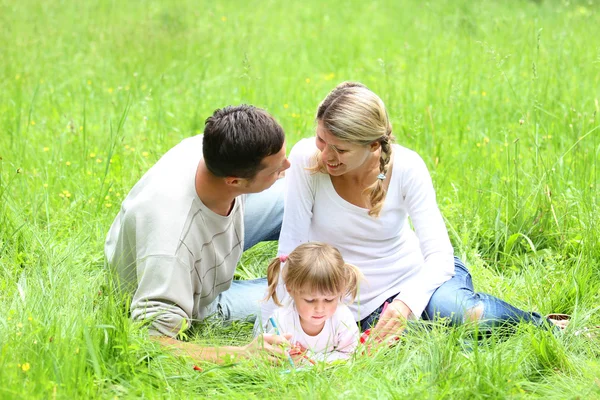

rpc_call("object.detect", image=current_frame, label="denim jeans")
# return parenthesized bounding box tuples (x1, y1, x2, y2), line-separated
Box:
(205, 178, 283, 323)
(359, 256, 550, 332)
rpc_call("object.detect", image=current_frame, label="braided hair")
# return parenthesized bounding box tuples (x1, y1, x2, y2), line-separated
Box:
(313, 82, 395, 217)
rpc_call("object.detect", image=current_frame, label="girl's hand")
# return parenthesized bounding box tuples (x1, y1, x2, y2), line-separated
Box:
(289, 343, 317, 366)
(244, 333, 293, 363)
(369, 299, 411, 345)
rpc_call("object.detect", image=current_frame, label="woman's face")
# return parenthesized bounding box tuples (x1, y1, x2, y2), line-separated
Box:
(315, 120, 377, 177)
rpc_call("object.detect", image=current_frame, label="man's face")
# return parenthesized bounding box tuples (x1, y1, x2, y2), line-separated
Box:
(242, 143, 290, 193)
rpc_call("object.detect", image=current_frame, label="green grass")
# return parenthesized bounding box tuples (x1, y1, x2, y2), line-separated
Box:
(1, 0, 600, 398)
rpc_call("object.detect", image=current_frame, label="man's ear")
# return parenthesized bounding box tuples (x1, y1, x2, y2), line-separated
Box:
(224, 176, 246, 187)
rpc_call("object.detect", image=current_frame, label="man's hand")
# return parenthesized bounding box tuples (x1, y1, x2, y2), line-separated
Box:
(368, 299, 411, 344)
(154, 332, 292, 364)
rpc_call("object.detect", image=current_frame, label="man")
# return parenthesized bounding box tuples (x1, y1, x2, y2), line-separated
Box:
(105, 105, 291, 361)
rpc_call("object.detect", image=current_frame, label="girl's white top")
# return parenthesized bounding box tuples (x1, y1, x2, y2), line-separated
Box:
(264, 138, 455, 324)
(268, 301, 359, 362)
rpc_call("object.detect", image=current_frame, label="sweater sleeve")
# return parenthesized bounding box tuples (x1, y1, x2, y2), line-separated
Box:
(393, 152, 455, 318)
(277, 139, 317, 256)
(130, 255, 194, 338)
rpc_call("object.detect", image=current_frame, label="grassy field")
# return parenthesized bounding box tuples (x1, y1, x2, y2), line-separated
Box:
(1, 0, 600, 398)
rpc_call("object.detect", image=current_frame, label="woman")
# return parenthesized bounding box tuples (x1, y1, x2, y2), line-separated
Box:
(266, 81, 562, 341)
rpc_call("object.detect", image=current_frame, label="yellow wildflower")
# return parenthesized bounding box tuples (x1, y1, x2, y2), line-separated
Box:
(22, 363, 30, 372)
(221, 16, 227, 22)
(43, 147, 49, 152)
(305, 78, 311, 84)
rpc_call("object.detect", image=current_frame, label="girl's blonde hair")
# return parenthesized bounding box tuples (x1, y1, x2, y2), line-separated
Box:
(312, 81, 395, 217)
(265, 242, 363, 307)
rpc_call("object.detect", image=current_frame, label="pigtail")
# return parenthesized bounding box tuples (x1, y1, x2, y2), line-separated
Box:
(265, 258, 284, 306)
(342, 262, 364, 303)
(363, 130, 394, 217)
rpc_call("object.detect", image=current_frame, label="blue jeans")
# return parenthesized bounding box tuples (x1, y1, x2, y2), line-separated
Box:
(206, 179, 283, 322)
(359, 257, 550, 332)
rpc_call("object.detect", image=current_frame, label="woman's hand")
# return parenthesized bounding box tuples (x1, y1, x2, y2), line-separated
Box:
(369, 299, 412, 344)
(243, 333, 293, 363)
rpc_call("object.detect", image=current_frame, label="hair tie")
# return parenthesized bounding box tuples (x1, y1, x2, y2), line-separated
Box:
(279, 255, 288, 263)
(377, 173, 386, 180)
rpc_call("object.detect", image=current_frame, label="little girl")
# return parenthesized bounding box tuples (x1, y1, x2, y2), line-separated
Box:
(264, 242, 363, 363)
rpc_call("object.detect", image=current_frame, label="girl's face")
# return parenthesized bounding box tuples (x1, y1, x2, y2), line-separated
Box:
(315, 120, 379, 177)
(289, 288, 340, 336)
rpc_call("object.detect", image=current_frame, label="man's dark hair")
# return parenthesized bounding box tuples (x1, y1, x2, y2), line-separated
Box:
(203, 105, 285, 179)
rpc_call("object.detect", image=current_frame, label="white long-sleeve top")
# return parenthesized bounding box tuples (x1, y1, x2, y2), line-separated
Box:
(267, 301, 359, 362)
(272, 138, 455, 322)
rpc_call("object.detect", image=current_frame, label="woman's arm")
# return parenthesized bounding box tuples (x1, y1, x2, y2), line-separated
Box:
(277, 139, 317, 255)
(370, 151, 453, 341)
(394, 150, 455, 318)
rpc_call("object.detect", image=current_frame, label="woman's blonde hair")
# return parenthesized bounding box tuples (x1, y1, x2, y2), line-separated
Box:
(312, 81, 395, 217)
(265, 242, 363, 307)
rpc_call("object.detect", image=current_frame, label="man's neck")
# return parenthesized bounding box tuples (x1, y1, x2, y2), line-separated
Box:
(195, 160, 238, 216)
